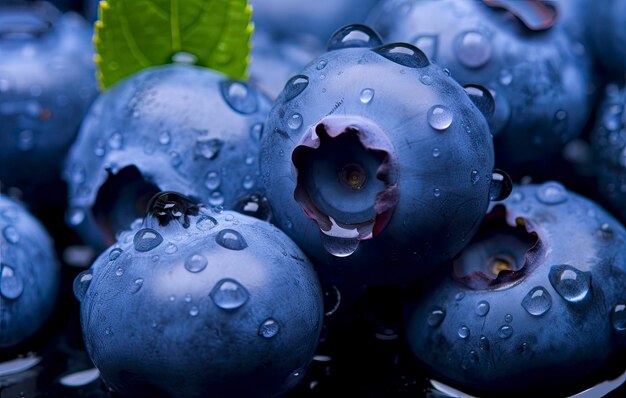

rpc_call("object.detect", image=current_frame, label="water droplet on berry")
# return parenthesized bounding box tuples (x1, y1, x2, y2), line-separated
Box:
(210, 278, 249, 310)
(522, 286, 552, 316)
(320, 234, 359, 257)
(288, 113, 303, 130)
(498, 325, 513, 339)
(158, 131, 171, 145)
(499, 69, 513, 86)
(316, 60, 327, 70)
(611, 304, 626, 331)
(458, 325, 470, 339)
(489, 169, 512, 201)
(221, 80, 257, 114)
(184, 254, 208, 273)
(115, 267, 124, 276)
(133, 228, 163, 252)
(94, 140, 106, 157)
(374, 43, 429, 68)
(108, 248, 123, 261)
(0, 264, 23, 300)
(250, 123, 263, 142)
(196, 215, 218, 231)
(259, 319, 279, 338)
(504, 314, 513, 323)
(189, 306, 199, 317)
(171, 51, 197, 64)
(428, 105, 453, 131)
(283, 75, 309, 101)
(165, 243, 178, 253)
(216, 229, 248, 250)
(433, 188, 441, 197)
(359, 88, 374, 104)
(471, 170, 480, 184)
(327, 25, 382, 50)
(73, 269, 93, 302)
(413, 35, 438, 60)
(208, 191, 225, 206)
(204, 171, 221, 190)
(3, 226, 19, 244)
(241, 175, 255, 190)
(479, 335, 490, 351)
(456, 31, 492, 68)
(130, 278, 143, 294)
(195, 138, 223, 160)
(536, 182, 568, 205)
(432, 147, 441, 157)
(549, 264, 591, 303)
(427, 307, 446, 327)
(455, 292, 465, 301)
(108, 132, 123, 150)
(475, 300, 490, 317)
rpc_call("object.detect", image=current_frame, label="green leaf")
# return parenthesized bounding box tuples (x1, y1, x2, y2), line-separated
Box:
(94, 0, 252, 89)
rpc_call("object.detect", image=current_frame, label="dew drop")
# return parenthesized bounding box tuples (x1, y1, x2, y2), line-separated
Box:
(475, 300, 490, 317)
(498, 324, 513, 339)
(320, 233, 359, 258)
(536, 182, 568, 205)
(611, 304, 626, 331)
(521, 286, 552, 316)
(73, 269, 93, 302)
(189, 306, 199, 317)
(115, 267, 124, 276)
(171, 51, 197, 64)
(283, 75, 309, 101)
(427, 307, 446, 327)
(499, 69, 513, 86)
(208, 191, 225, 206)
(489, 169, 513, 201)
(258, 319, 280, 338)
(598, 223, 615, 240)
(433, 188, 441, 197)
(374, 43, 429, 68)
(133, 228, 163, 252)
(184, 254, 208, 273)
(165, 243, 178, 254)
(196, 215, 218, 231)
(169, 151, 182, 168)
(432, 147, 440, 158)
(428, 105, 453, 131)
(210, 278, 249, 310)
(216, 229, 248, 250)
(241, 175, 255, 190)
(109, 248, 123, 261)
(548, 264, 591, 303)
(479, 335, 490, 351)
(195, 138, 224, 160)
(159, 131, 171, 145)
(359, 88, 374, 104)
(327, 24, 382, 50)
(250, 123, 263, 141)
(0, 264, 23, 300)
(108, 132, 123, 150)
(204, 171, 221, 190)
(420, 74, 433, 85)
(471, 169, 480, 184)
(455, 31, 492, 68)
(455, 292, 465, 301)
(131, 278, 143, 294)
(288, 113, 303, 130)
(316, 60, 327, 70)
(94, 140, 106, 157)
(221, 80, 257, 114)
(3, 226, 19, 244)
(458, 325, 470, 339)
(504, 314, 513, 323)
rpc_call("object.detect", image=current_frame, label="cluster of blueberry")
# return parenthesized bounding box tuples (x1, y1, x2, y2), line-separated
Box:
(1, 0, 625, 397)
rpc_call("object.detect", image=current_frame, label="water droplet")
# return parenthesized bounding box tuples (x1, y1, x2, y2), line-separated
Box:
(359, 88, 374, 104)
(221, 80, 258, 114)
(611, 304, 626, 331)
(504, 314, 513, 323)
(131, 278, 143, 294)
(241, 175, 255, 190)
(427, 307, 446, 327)
(165, 243, 178, 254)
(498, 325, 514, 339)
(104, 327, 112, 336)
(66, 208, 85, 226)
(455, 31, 492, 68)
(184, 254, 208, 273)
(522, 286, 552, 316)
(471, 169, 480, 184)
(327, 24, 382, 50)
(196, 215, 218, 231)
(108, 132, 123, 150)
(432, 147, 440, 158)
(94, 140, 106, 157)
(133, 228, 163, 252)
(258, 319, 280, 338)
(536, 182, 568, 205)
(115, 267, 124, 276)
(3, 226, 19, 244)
(489, 169, 513, 201)
(433, 188, 441, 197)
(548, 264, 591, 303)
(73, 269, 93, 301)
(288, 113, 303, 130)
(159, 131, 171, 145)
(374, 43, 429, 68)
(455, 292, 465, 301)
(283, 75, 309, 101)
(195, 138, 224, 160)
(216, 229, 248, 250)
(320, 233, 359, 257)
(204, 171, 221, 190)
(499, 69, 513, 86)
(184, 293, 192, 302)
(108, 248, 123, 261)
(479, 335, 490, 351)
(17, 130, 34, 151)
(316, 60, 327, 70)
(420, 74, 433, 85)
(598, 223, 614, 240)
(208, 191, 224, 206)
(458, 325, 470, 339)
(58, 368, 101, 387)
(171, 51, 198, 64)
(413, 34, 438, 60)
(189, 306, 199, 317)
(0, 264, 23, 300)
(210, 278, 249, 310)
(428, 105, 453, 131)
(475, 301, 490, 317)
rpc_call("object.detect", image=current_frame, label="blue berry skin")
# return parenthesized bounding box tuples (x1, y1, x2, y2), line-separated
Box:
(0, 195, 60, 349)
(590, 0, 626, 77)
(260, 25, 506, 286)
(404, 182, 626, 396)
(369, 0, 594, 178)
(75, 192, 323, 398)
(0, 1, 97, 202)
(63, 64, 272, 250)
(592, 83, 626, 225)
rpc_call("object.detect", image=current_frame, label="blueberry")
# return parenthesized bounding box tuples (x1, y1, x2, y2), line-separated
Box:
(590, 0, 626, 77)
(404, 182, 626, 395)
(63, 64, 272, 250)
(369, 0, 595, 179)
(0, 1, 97, 206)
(0, 195, 60, 349)
(75, 192, 323, 397)
(592, 83, 626, 225)
(260, 25, 507, 285)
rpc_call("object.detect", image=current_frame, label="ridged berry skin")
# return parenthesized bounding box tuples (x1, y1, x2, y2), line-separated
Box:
(592, 83, 626, 226)
(590, 0, 626, 76)
(64, 64, 272, 250)
(369, 0, 594, 178)
(405, 182, 626, 396)
(75, 193, 324, 398)
(260, 25, 502, 286)
(0, 195, 60, 349)
(0, 2, 96, 201)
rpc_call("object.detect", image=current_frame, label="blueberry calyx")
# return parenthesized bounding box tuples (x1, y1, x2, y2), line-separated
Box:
(482, 0, 558, 31)
(145, 191, 201, 228)
(292, 115, 399, 246)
